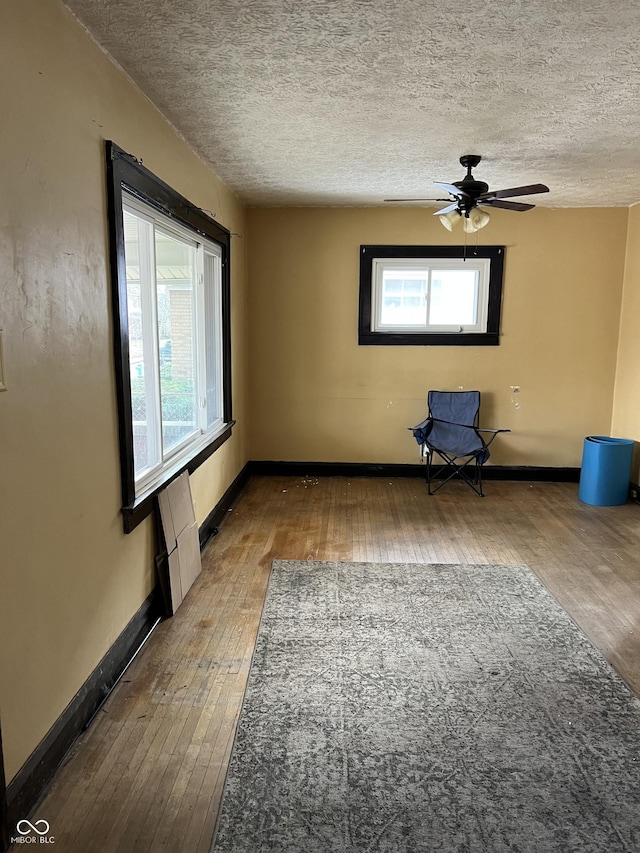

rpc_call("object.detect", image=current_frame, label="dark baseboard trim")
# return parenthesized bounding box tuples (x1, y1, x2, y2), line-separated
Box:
(199, 462, 253, 549)
(5, 587, 163, 835)
(248, 460, 581, 483)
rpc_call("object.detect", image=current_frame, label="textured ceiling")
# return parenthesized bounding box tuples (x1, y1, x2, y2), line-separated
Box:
(64, 0, 640, 207)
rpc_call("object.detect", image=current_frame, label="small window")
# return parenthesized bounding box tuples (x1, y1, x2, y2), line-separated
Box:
(106, 142, 233, 531)
(359, 245, 504, 346)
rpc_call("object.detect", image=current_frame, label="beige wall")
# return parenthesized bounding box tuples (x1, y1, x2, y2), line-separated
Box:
(247, 206, 627, 467)
(1, 0, 636, 797)
(0, 0, 248, 782)
(612, 204, 640, 481)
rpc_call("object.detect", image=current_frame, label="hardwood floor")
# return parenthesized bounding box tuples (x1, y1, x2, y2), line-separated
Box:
(27, 476, 640, 852)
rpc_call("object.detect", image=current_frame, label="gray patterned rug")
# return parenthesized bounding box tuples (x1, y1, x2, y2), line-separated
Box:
(211, 561, 640, 852)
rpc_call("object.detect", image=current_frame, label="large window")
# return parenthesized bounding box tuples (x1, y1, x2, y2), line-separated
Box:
(107, 142, 233, 531)
(359, 245, 504, 346)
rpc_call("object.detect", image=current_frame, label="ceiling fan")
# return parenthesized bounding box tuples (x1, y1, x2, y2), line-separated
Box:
(385, 155, 549, 232)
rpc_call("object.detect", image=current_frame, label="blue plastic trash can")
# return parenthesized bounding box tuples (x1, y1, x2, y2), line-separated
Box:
(578, 436, 634, 506)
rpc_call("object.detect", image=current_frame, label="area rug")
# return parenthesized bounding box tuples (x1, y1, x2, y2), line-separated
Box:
(211, 561, 640, 852)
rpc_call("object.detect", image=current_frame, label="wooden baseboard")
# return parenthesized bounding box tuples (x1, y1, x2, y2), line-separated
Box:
(248, 460, 581, 482)
(5, 588, 163, 836)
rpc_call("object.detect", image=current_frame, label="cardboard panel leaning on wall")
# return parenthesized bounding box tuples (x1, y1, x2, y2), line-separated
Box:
(247, 206, 627, 468)
(157, 473, 201, 614)
(0, 0, 247, 784)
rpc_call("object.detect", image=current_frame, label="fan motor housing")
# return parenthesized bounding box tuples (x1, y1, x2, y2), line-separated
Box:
(455, 155, 488, 203)
(454, 178, 489, 197)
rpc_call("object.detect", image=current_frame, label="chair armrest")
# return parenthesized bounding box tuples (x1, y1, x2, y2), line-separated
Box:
(408, 417, 432, 432)
(408, 417, 433, 446)
(477, 427, 511, 448)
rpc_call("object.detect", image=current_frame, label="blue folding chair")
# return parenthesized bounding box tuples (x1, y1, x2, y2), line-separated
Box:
(409, 391, 510, 496)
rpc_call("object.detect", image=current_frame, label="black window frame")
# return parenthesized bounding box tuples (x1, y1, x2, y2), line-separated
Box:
(106, 141, 234, 532)
(358, 244, 505, 346)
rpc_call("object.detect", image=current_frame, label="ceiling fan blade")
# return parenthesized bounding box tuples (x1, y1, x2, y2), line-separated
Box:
(434, 181, 469, 197)
(479, 183, 549, 201)
(433, 202, 460, 216)
(481, 199, 535, 211)
(384, 198, 449, 203)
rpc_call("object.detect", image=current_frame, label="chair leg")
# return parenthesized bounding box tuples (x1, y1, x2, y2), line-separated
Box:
(426, 451, 485, 497)
(476, 457, 484, 497)
(426, 449, 434, 495)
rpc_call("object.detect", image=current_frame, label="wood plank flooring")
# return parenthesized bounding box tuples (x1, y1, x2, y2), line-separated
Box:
(25, 476, 640, 852)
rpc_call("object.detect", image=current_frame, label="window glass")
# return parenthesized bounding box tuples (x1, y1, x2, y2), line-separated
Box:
(380, 272, 427, 326)
(373, 258, 488, 333)
(429, 269, 478, 326)
(204, 249, 223, 429)
(122, 195, 227, 496)
(155, 230, 198, 454)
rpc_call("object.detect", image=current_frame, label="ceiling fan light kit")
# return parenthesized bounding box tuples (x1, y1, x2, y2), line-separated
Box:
(438, 210, 461, 231)
(386, 155, 549, 233)
(467, 206, 491, 231)
(441, 206, 492, 233)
